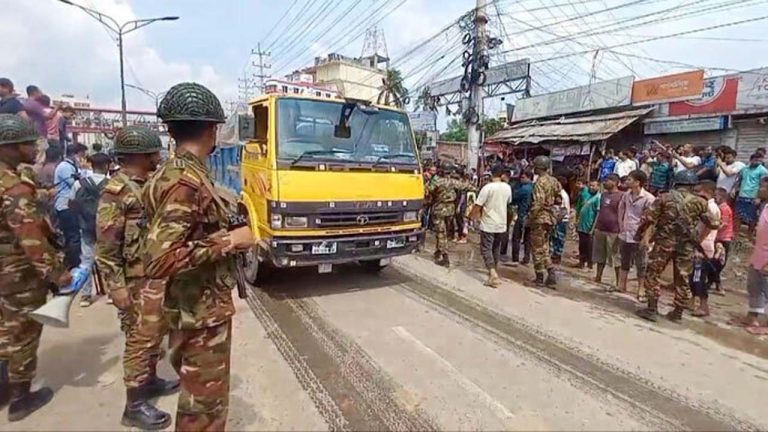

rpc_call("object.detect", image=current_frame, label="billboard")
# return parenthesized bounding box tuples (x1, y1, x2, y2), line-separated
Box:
(737, 67, 768, 110)
(408, 111, 438, 132)
(512, 76, 634, 121)
(668, 75, 738, 116)
(631, 70, 704, 105)
(430, 59, 530, 97)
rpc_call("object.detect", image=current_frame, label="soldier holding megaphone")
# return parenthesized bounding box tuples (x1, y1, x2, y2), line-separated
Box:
(0, 114, 72, 422)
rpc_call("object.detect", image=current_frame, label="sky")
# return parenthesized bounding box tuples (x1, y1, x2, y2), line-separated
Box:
(4, 0, 768, 124)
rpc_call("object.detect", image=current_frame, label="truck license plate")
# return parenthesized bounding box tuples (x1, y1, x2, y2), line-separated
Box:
(318, 263, 332, 274)
(312, 242, 337, 255)
(386, 238, 405, 249)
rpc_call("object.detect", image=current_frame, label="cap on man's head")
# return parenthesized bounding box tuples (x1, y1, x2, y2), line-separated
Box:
(0, 78, 13, 90)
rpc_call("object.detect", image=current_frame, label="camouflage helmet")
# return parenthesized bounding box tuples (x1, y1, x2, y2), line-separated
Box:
(0, 114, 39, 146)
(532, 155, 551, 171)
(157, 82, 225, 124)
(113, 126, 162, 154)
(673, 169, 699, 186)
(440, 161, 456, 173)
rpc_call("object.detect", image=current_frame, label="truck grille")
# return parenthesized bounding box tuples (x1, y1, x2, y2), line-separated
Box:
(315, 211, 402, 228)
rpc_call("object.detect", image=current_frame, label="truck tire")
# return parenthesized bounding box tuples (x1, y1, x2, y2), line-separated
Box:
(360, 259, 388, 273)
(243, 246, 261, 285)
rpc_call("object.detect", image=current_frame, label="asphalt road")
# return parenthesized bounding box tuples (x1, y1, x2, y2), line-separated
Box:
(4, 254, 767, 431)
(246, 256, 767, 431)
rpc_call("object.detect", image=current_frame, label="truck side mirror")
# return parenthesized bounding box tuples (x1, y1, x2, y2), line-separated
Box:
(238, 115, 255, 141)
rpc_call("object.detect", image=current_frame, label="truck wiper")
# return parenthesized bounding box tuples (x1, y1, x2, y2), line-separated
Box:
(374, 153, 417, 166)
(290, 149, 353, 166)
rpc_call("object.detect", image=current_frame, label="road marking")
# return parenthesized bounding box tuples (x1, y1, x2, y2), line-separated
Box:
(391, 325, 516, 422)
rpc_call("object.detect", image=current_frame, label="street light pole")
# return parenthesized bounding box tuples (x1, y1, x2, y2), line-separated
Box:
(125, 84, 164, 109)
(57, 0, 178, 126)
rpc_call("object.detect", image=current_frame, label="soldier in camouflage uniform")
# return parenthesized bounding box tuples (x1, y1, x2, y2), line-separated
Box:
(95, 126, 179, 430)
(143, 83, 255, 431)
(0, 114, 71, 422)
(634, 170, 719, 322)
(528, 156, 562, 288)
(427, 161, 475, 267)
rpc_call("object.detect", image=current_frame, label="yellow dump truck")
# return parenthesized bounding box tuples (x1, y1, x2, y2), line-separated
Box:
(238, 94, 425, 282)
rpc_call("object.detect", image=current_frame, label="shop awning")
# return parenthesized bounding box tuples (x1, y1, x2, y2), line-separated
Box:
(487, 107, 653, 145)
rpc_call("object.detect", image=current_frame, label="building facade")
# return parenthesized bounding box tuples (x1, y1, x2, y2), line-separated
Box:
(301, 53, 386, 102)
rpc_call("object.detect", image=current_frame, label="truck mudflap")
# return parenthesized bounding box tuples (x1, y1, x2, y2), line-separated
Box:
(265, 229, 425, 268)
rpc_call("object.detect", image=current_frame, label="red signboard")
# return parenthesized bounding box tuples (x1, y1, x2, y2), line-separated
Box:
(668, 76, 738, 116)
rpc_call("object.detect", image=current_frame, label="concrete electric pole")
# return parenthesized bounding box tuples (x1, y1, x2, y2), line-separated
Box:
(252, 43, 272, 94)
(467, 0, 488, 171)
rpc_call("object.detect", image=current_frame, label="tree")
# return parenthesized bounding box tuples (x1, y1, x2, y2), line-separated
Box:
(440, 118, 468, 142)
(482, 118, 506, 138)
(377, 69, 409, 108)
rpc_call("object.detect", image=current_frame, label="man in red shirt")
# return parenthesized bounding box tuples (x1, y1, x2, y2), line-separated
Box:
(713, 188, 734, 295)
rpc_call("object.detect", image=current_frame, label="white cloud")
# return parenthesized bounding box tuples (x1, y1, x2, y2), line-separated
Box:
(3, 0, 236, 111)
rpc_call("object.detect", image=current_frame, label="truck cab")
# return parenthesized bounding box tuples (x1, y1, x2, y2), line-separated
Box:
(239, 94, 425, 282)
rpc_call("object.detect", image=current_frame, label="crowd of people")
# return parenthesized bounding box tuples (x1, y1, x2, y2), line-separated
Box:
(425, 141, 768, 334)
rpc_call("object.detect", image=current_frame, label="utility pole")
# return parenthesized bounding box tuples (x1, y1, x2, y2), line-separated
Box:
(252, 43, 272, 94)
(467, 0, 488, 171)
(237, 71, 254, 105)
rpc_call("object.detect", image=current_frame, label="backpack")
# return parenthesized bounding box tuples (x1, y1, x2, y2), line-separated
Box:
(73, 176, 107, 239)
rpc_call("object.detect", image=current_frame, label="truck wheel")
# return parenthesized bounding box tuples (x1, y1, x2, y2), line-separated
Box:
(360, 259, 388, 273)
(243, 246, 261, 285)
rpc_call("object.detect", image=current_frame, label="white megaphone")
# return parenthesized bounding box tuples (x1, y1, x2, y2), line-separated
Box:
(30, 267, 90, 328)
(29, 294, 76, 328)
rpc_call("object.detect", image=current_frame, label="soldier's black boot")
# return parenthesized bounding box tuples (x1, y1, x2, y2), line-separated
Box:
(122, 388, 172, 430)
(545, 268, 558, 289)
(0, 361, 10, 410)
(636, 298, 659, 322)
(7, 381, 53, 422)
(433, 250, 442, 261)
(666, 306, 684, 322)
(143, 376, 180, 398)
(534, 272, 546, 287)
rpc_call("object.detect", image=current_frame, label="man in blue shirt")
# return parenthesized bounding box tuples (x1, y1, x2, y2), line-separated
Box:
(735, 152, 768, 234)
(54, 142, 88, 268)
(509, 170, 534, 265)
(0, 78, 24, 115)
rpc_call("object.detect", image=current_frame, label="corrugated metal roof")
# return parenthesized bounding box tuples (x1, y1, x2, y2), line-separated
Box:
(488, 107, 653, 145)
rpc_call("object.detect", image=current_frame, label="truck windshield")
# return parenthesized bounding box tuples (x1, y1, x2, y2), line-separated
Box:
(277, 98, 417, 166)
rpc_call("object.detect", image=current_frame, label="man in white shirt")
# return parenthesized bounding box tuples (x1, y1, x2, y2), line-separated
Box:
(614, 150, 638, 178)
(673, 143, 701, 173)
(471, 164, 512, 288)
(716, 147, 745, 194)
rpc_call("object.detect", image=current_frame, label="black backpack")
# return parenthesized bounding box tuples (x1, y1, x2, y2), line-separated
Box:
(73, 176, 107, 238)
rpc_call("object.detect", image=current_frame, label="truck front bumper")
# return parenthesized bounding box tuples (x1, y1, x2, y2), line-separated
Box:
(266, 229, 424, 267)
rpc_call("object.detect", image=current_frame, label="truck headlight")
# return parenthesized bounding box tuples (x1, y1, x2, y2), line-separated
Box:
(403, 211, 418, 222)
(270, 214, 282, 229)
(284, 216, 308, 228)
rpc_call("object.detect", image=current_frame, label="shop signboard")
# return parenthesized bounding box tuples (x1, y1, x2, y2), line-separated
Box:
(407, 111, 437, 132)
(737, 67, 768, 110)
(631, 70, 704, 105)
(643, 116, 727, 135)
(513, 76, 633, 121)
(668, 76, 738, 116)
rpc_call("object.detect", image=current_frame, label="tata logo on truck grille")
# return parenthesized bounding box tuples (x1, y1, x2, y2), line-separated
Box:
(356, 215, 370, 226)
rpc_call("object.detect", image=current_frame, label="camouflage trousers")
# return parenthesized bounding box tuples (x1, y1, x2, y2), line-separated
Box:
(119, 279, 168, 389)
(530, 223, 554, 272)
(431, 203, 455, 255)
(644, 241, 694, 309)
(0, 289, 46, 382)
(170, 320, 232, 432)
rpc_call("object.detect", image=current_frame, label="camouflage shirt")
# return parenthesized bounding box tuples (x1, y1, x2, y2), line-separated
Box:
(529, 173, 562, 226)
(95, 172, 149, 295)
(0, 161, 65, 295)
(637, 189, 718, 245)
(142, 151, 236, 330)
(428, 176, 475, 217)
